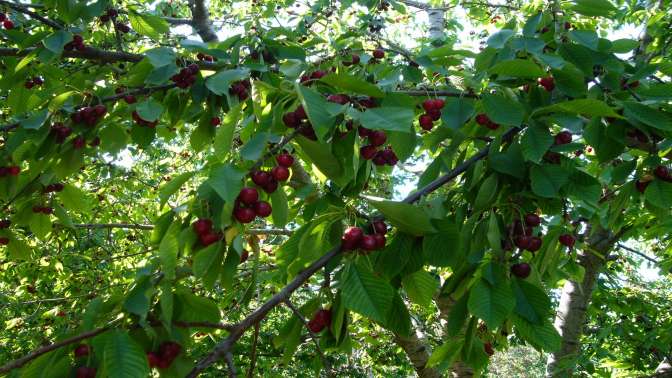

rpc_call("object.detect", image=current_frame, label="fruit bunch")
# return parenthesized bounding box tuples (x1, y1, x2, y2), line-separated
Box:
(132, 111, 158, 128)
(417, 98, 445, 131)
(283, 106, 318, 140)
(64, 35, 86, 51)
(192, 218, 222, 246)
(233, 187, 272, 224)
(147, 341, 182, 369)
(171, 64, 199, 89)
(358, 128, 398, 166)
(24, 76, 44, 89)
(50, 122, 72, 143)
(196, 52, 216, 62)
(99, 8, 118, 22)
(654, 165, 672, 182)
(0, 165, 20, 177)
(341, 220, 388, 252)
(307, 308, 332, 333)
(0, 13, 14, 29)
(509, 214, 543, 253)
(229, 80, 251, 101)
(475, 113, 499, 130)
(538, 76, 555, 92)
(44, 183, 65, 193)
(71, 105, 107, 127)
(299, 70, 327, 85)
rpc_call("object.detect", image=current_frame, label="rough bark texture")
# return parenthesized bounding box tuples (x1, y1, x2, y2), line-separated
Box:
(427, 8, 445, 40)
(394, 332, 442, 378)
(188, 0, 219, 43)
(654, 357, 672, 377)
(546, 230, 616, 377)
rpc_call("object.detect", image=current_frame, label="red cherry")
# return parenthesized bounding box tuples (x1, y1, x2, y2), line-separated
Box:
(360, 145, 377, 160)
(514, 235, 532, 250)
(0, 219, 10, 229)
(372, 233, 386, 249)
(240, 250, 249, 262)
(539, 76, 555, 91)
(427, 108, 441, 121)
(283, 112, 300, 128)
(419, 114, 433, 130)
(251, 170, 271, 186)
(262, 177, 279, 193)
(0, 237, 8, 245)
(147, 352, 160, 368)
(369, 130, 387, 146)
(192, 218, 213, 235)
(342, 227, 364, 250)
(199, 232, 221, 246)
(511, 263, 531, 278)
(527, 236, 542, 252)
(3, 20, 14, 30)
(253, 201, 272, 217)
(75, 367, 96, 378)
(234, 207, 256, 223)
(654, 165, 670, 180)
(358, 126, 371, 138)
(559, 234, 575, 248)
(351, 54, 360, 64)
(372, 152, 387, 166)
(93, 104, 107, 116)
(433, 99, 445, 109)
(158, 341, 182, 367)
(0, 13, 5, 22)
(359, 234, 377, 251)
(310, 70, 327, 79)
(635, 179, 651, 193)
(72, 136, 86, 149)
(475, 113, 490, 125)
(524, 213, 541, 227)
(276, 153, 294, 167)
(210, 117, 221, 126)
(271, 166, 290, 181)
(373, 49, 385, 59)
(372, 220, 387, 235)
(422, 99, 435, 112)
(74, 344, 90, 358)
(8, 166, 20, 176)
(294, 106, 307, 120)
(381, 148, 398, 165)
(484, 342, 495, 356)
(554, 131, 572, 145)
(238, 187, 259, 205)
(307, 309, 332, 333)
(327, 94, 350, 105)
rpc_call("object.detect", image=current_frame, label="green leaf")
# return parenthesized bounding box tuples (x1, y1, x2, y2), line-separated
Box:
(474, 174, 498, 212)
(214, 104, 242, 160)
(482, 94, 525, 126)
(423, 224, 461, 267)
(368, 199, 435, 236)
(512, 279, 550, 325)
(402, 270, 438, 307)
(570, 0, 617, 18)
(240, 132, 269, 161)
(355, 107, 415, 133)
(375, 233, 416, 278)
(58, 184, 92, 213)
(128, 11, 169, 40)
(568, 30, 599, 50)
(530, 164, 570, 198)
(487, 29, 514, 48)
(208, 164, 245, 204)
(427, 339, 462, 370)
(552, 64, 587, 98)
(289, 216, 340, 278)
(21, 109, 49, 130)
(533, 99, 621, 118)
(123, 276, 154, 319)
(521, 125, 554, 163)
(490, 143, 526, 179)
(610, 39, 639, 53)
(136, 98, 164, 122)
(193, 244, 221, 278)
(174, 291, 221, 323)
(441, 97, 474, 129)
(44, 30, 72, 53)
(446, 295, 469, 337)
(205, 69, 250, 96)
(295, 84, 337, 142)
(622, 102, 672, 131)
(145, 47, 176, 67)
(270, 188, 289, 227)
(20, 349, 70, 378)
(489, 59, 545, 79)
(583, 117, 624, 162)
(320, 73, 384, 97)
(340, 262, 394, 325)
(296, 137, 344, 185)
(159, 171, 194, 207)
(159, 224, 179, 280)
(28, 214, 51, 240)
(387, 293, 412, 337)
(467, 279, 515, 329)
(103, 331, 150, 378)
(513, 315, 561, 352)
(645, 180, 672, 208)
(7, 235, 31, 260)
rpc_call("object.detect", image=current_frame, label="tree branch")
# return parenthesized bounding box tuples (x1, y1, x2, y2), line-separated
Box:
(65, 223, 293, 235)
(224, 352, 237, 378)
(0, 0, 63, 29)
(395, 89, 480, 98)
(188, 0, 219, 43)
(246, 323, 260, 378)
(617, 243, 660, 264)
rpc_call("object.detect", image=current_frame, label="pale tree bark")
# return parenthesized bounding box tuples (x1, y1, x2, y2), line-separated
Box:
(427, 9, 446, 41)
(394, 331, 442, 378)
(188, 0, 219, 43)
(545, 229, 621, 377)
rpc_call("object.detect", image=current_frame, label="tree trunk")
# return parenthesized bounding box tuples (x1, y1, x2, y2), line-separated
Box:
(427, 8, 445, 41)
(546, 230, 616, 377)
(188, 0, 219, 43)
(394, 331, 442, 378)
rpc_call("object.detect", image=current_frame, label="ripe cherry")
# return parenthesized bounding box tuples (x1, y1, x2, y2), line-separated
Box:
(373, 49, 385, 59)
(199, 232, 221, 246)
(527, 236, 542, 252)
(3, 20, 14, 30)
(635, 179, 651, 193)
(192, 218, 212, 235)
(262, 177, 279, 193)
(419, 114, 433, 130)
(484, 342, 495, 356)
(74, 344, 90, 358)
(554, 131, 572, 145)
(271, 166, 290, 181)
(372, 220, 387, 235)
(8, 166, 20, 176)
(75, 367, 96, 378)
(342, 227, 364, 250)
(238, 187, 259, 205)
(251, 170, 271, 186)
(511, 263, 531, 278)
(654, 165, 670, 181)
(360, 145, 377, 160)
(524, 213, 541, 227)
(147, 352, 160, 368)
(422, 99, 436, 112)
(368, 130, 387, 146)
(253, 201, 272, 217)
(234, 207, 256, 223)
(539, 76, 555, 91)
(210, 117, 221, 126)
(427, 108, 441, 121)
(372, 152, 387, 166)
(240, 250, 249, 263)
(276, 153, 294, 167)
(559, 234, 575, 248)
(372, 233, 386, 249)
(514, 235, 532, 250)
(327, 94, 350, 105)
(0, 219, 10, 229)
(283, 112, 300, 128)
(307, 309, 332, 333)
(0, 237, 9, 245)
(359, 234, 378, 251)
(358, 126, 371, 138)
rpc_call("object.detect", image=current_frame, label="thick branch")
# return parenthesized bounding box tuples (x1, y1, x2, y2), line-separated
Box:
(67, 223, 293, 236)
(188, 0, 219, 43)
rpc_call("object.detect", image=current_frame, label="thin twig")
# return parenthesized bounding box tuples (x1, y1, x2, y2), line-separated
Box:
(246, 323, 260, 378)
(617, 243, 660, 264)
(225, 352, 237, 378)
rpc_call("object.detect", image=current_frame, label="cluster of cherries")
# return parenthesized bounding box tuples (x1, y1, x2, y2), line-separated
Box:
(0, 13, 14, 29)
(475, 113, 500, 130)
(0, 165, 20, 177)
(638, 165, 672, 193)
(99, 8, 118, 22)
(64, 35, 87, 51)
(43, 183, 65, 193)
(417, 98, 446, 131)
(192, 218, 222, 246)
(229, 79, 251, 101)
(307, 308, 332, 333)
(250, 49, 276, 63)
(233, 187, 272, 224)
(282, 105, 317, 140)
(24, 76, 44, 89)
(357, 128, 398, 166)
(543, 130, 573, 164)
(73, 344, 96, 377)
(71, 104, 107, 127)
(146, 341, 182, 369)
(299, 70, 328, 85)
(115, 87, 137, 104)
(538, 76, 555, 92)
(341, 220, 388, 252)
(50, 122, 73, 143)
(247, 152, 294, 196)
(507, 213, 544, 253)
(32, 205, 54, 215)
(132, 110, 158, 128)
(170, 64, 200, 89)
(196, 52, 216, 62)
